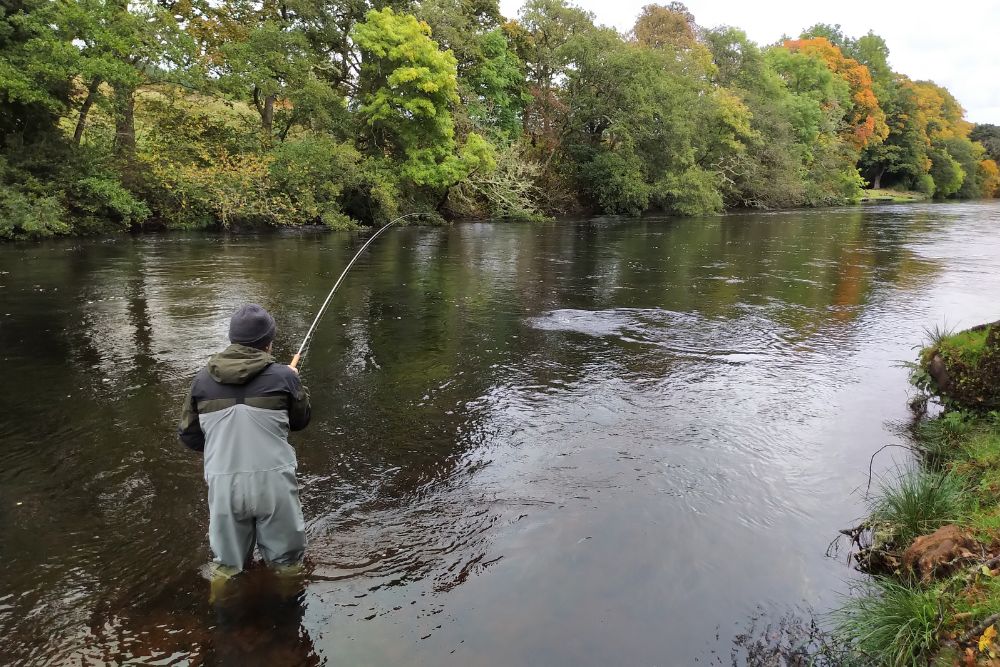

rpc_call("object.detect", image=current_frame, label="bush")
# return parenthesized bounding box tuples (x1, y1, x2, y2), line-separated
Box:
(0, 186, 69, 239)
(446, 142, 548, 220)
(340, 157, 401, 225)
(580, 151, 650, 216)
(69, 175, 150, 230)
(654, 166, 725, 216)
(269, 136, 363, 228)
(149, 150, 297, 227)
(914, 172, 936, 196)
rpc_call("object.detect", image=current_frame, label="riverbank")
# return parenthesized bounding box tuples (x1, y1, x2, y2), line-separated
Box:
(0, 192, 956, 243)
(833, 322, 1000, 665)
(859, 188, 929, 203)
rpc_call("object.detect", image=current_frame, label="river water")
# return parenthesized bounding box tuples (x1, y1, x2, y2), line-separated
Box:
(2, 202, 1000, 665)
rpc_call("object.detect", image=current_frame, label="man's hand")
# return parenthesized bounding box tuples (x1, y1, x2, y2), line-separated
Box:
(287, 364, 299, 375)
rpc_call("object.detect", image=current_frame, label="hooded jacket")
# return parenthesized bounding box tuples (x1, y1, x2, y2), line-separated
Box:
(178, 344, 311, 477)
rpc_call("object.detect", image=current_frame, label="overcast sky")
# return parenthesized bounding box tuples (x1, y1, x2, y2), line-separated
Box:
(498, 0, 1000, 125)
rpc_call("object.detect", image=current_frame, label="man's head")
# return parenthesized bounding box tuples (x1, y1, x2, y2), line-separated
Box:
(229, 304, 276, 351)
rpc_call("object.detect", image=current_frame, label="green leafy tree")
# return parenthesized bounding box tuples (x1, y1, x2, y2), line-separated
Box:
(560, 27, 738, 216)
(512, 0, 595, 151)
(416, 0, 527, 139)
(940, 136, 985, 198)
(971, 124, 1000, 162)
(859, 76, 929, 189)
(353, 7, 493, 190)
(200, 0, 345, 141)
(0, 0, 74, 145)
(705, 27, 808, 208)
(928, 142, 964, 197)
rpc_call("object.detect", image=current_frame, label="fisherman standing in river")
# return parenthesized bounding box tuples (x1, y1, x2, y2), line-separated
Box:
(178, 304, 311, 578)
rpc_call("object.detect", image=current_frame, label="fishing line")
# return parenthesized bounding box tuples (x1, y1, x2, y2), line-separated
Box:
(289, 212, 431, 370)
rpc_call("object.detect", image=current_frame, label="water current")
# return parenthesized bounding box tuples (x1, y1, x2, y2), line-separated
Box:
(2, 202, 1000, 665)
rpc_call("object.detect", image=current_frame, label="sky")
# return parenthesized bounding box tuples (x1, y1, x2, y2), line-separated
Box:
(498, 0, 1000, 125)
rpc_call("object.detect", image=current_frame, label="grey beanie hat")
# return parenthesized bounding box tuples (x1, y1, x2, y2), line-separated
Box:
(229, 304, 276, 349)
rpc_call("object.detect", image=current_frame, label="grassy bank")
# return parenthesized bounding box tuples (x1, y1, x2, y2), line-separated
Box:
(832, 325, 1000, 665)
(859, 188, 929, 203)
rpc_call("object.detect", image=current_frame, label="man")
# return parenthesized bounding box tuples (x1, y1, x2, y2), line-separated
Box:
(178, 304, 311, 576)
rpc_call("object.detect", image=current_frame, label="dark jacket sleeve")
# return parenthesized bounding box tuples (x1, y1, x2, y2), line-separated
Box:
(288, 372, 311, 432)
(177, 381, 205, 452)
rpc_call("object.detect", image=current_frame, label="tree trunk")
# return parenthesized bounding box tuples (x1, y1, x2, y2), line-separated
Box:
(73, 77, 102, 145)
(262, 93, 275, 136)
(872, 167, 886, 190)
(114, 84, 136, 162)
(253, 86, 276, 140)
(113, 84, 138, 188)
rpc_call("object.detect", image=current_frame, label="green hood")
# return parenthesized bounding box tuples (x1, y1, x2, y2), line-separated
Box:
(208, 344, 274, 385)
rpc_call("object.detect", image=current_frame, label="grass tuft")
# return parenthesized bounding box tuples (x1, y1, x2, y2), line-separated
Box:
(922, 322, 956, 350)
(832, 577, 944, 666)
(868, 469, 966, 548)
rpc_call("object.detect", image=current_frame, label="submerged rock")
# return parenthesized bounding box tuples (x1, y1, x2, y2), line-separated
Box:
(902, 525, 977, 583)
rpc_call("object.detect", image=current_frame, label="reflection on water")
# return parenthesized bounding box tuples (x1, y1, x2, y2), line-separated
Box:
(2, 203, 1000, 665)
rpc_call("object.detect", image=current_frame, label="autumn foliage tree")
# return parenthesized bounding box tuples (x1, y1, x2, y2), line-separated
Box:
(781, 37, 888, 151)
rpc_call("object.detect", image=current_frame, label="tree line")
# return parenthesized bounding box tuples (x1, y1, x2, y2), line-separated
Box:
(1, 0, 998, 239)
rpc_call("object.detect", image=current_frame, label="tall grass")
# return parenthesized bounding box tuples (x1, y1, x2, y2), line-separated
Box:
(913, 411, 977, 462)
(832, 577, 944, 666)
(921, 322, 955, 350)
(868, 469, 966, 547)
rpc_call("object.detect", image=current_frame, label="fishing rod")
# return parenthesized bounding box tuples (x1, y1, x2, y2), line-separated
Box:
(289, 212, 431, 371)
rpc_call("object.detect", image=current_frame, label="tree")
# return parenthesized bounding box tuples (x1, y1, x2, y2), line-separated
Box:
(0, 0, 74, 145)
(560, 26, 746, 216)
(940, 136, 985, 199)
(416, 0, 527, 139)
(927, 143, 964, 198)
(353, 7, 492, 190)
(908, 79, 971, 140)
(979, 159, 1000, 197)
(858, 76, 930, 190)
(198, 0, 344, 141)
(630, 3, 714, 78)
(781, 37, 888, 150)
(632, 2, 693, 48)
(971, 124, 1000, 162)
(705, 27, 808, 208)
(512, 0, 595, 152)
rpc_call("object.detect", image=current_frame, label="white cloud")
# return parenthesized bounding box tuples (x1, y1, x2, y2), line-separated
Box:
(499, 0, 1000, 125)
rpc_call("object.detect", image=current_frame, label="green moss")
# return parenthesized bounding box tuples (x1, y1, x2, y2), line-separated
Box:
(919, 323, 1000, 410)
(937, 328, 990, 366)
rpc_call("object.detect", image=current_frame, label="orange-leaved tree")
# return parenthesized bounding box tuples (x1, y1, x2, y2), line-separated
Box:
(783, 37, 888, 151)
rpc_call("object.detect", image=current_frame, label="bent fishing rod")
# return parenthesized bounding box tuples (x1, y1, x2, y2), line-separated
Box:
(289, 212, 431, 371)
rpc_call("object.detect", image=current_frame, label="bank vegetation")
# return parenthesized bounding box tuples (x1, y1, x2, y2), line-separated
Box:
(832, 322, 1000, 665)
(2, 0, 999, 239)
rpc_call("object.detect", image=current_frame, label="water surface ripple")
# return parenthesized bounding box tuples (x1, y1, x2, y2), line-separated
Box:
(2, 203, 1000, 665)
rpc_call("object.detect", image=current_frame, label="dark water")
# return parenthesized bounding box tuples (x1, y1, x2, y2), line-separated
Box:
(2, 203, 1000, 666)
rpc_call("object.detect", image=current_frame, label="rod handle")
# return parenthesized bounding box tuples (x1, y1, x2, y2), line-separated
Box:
(289, 353, 301, 371)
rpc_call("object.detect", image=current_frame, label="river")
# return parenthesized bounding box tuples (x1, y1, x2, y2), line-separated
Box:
(2, 202, 1000, 665)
